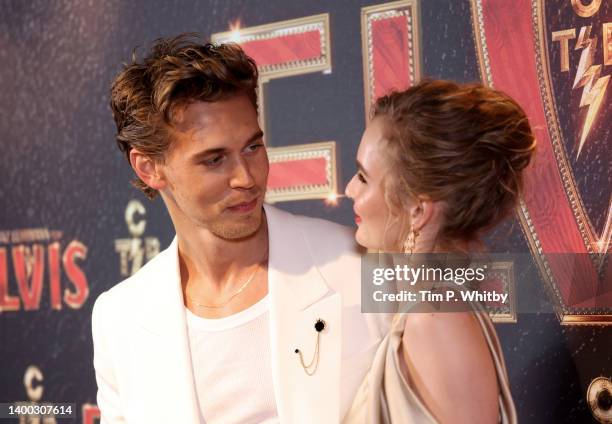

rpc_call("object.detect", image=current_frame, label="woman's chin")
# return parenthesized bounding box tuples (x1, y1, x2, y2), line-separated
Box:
(354, 229, 375, 250)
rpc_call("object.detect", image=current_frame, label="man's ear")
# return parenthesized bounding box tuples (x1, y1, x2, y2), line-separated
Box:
(129, 149, 166, 191)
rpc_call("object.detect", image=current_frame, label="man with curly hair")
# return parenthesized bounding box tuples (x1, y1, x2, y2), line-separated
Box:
(92, 34, 390, 424)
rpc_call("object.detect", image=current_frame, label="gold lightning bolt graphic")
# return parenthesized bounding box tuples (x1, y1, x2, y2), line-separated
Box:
(572, 26, 610, 158)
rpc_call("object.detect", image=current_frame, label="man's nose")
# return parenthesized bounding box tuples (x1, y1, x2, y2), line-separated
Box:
(230, 157, 255, 189)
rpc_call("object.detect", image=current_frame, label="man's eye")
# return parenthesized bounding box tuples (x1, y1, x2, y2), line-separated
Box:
(245, 143, 264, 153)
(204, 156, 224, 166)
(357, 172, 367, 184)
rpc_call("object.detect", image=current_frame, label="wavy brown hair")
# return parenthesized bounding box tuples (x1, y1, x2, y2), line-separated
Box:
(372, 79, 536, 249)
(110, 33, 259, 199)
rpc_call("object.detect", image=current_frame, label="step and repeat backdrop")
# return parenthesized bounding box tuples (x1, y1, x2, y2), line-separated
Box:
(1, 0, 610, 422)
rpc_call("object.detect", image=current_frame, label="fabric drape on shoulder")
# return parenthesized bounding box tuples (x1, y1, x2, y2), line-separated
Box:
(343, 307, 517, 424)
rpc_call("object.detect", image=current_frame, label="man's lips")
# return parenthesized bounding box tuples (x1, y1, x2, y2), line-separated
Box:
(355, 215, 362, 225)
(227, 198, 258, 213)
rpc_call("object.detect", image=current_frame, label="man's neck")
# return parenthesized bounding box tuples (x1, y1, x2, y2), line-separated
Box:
(176, 213, 269, 290)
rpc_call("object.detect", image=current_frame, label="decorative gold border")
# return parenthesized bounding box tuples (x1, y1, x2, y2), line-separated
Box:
(213, 15, 337, 203)
(587, 376, 612, 422)
(560, 314, 612, 324)
(533, 0, 611, 323)
(470, 0, 611, 324)
(471, 0, 553, 323)
(265, 141, 337, 203)
(516, 200, 570, 322)
(212, 14, 331, 81)
(533, 0, 611, 263)
(361, 0, 422, 120)
(212, 14, 331, 134)
(469, 0, 494, 87)
(488, 261, 518, 323)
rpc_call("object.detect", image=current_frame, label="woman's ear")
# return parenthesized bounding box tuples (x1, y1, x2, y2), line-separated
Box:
(410, 197, 440, 231)
(129, 149, 166, 191)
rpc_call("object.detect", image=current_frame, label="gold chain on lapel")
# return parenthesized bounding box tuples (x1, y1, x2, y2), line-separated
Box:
(295, 319, 326, 376)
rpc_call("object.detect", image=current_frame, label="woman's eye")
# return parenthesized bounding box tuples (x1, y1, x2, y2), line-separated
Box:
(357, 172, 367, 183)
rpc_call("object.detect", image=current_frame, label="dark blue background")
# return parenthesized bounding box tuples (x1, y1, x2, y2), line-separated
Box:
(1, 1, 610, 422)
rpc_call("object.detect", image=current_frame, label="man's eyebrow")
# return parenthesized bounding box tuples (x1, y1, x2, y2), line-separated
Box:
(356, 160, 369, 177)
(243, 130, 264, 146)
(190, 130, 265, 162)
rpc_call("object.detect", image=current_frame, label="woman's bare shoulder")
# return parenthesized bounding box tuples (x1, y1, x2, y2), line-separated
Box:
(401, 309, 500, 423)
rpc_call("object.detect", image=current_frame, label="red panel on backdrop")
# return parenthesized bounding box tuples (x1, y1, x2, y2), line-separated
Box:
(267, 158, 328, 189)
(362, 2, 421, 119)
(241, 31, 322, 66)
(371, 15, 412, 99)
(475, 0, 610, 319)
(212, 15, 336, 202)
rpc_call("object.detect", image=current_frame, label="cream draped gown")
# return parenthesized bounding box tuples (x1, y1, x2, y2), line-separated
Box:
(343, 294, 517, 424)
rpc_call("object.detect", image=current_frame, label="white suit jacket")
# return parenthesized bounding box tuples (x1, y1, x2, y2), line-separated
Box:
(92, 204, 392, 424)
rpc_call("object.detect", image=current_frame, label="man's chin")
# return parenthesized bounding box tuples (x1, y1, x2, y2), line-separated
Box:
(211, 212, 263, 241)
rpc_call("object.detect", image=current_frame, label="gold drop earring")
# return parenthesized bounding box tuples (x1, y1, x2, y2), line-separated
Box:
(403, 226, 420, 255)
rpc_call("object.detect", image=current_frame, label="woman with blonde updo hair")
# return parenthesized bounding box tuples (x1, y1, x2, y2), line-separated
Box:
(344, 80, 536, 423)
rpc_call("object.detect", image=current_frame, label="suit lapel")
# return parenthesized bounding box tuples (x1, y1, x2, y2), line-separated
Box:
(265, 205, 342, 424)
(135, 238, 201, 423)
(134, 205, 343, 423)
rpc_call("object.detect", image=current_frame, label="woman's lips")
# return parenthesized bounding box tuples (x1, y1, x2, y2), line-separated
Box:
(355, 215, 362, 225)
(227, 198, 258, 213)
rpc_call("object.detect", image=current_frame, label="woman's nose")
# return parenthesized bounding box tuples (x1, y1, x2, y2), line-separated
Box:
(345, 175, 356, 199)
